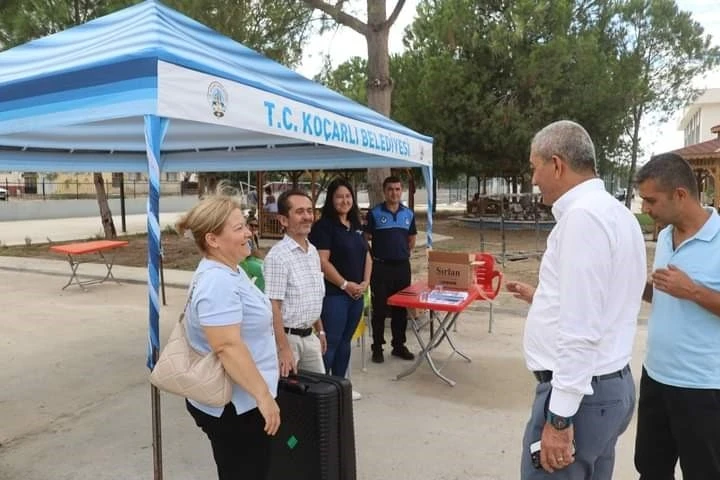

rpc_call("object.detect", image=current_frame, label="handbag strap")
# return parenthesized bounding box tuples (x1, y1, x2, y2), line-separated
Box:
(179, 280, 198, 324)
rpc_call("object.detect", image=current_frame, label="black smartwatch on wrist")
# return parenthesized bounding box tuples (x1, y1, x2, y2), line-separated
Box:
(546, 411, 573, 430)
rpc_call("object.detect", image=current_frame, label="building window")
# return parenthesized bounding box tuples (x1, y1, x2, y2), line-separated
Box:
(165, 172, 179, 182)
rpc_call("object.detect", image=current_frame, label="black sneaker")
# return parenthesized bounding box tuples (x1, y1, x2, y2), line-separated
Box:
(371, 349, 384, 364)
(391, 346, 415, 360)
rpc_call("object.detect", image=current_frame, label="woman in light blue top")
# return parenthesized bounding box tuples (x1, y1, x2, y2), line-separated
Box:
(176, 195, 280, 480)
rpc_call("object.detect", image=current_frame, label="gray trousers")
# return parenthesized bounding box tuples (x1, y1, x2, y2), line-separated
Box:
(521, 369, 635, 480)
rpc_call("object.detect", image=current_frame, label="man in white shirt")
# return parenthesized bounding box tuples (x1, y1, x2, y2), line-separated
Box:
(506, 120, 646, 479)
(264, 189, 326, 377)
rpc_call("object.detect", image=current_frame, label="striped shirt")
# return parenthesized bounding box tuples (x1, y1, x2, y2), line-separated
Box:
(263, 234, 325, 328)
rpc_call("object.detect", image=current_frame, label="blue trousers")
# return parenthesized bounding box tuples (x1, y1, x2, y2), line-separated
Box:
(321, 293, 364, 376)
(521, 369, 635, 480)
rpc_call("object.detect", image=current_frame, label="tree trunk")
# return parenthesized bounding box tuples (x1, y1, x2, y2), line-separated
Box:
(625, 107, 643, 209)
(93, 172, 117, 239)
(365, 1, 393, 207)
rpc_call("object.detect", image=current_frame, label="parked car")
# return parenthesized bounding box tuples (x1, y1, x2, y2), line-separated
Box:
(0, 187, 7, 200)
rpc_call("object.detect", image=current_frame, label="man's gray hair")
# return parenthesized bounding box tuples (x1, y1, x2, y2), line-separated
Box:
(635, 153, 699, 198)
(531, 120, 597, 174)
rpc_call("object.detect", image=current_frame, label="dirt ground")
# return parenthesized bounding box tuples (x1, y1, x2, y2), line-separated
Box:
(0, 211, 548, 286)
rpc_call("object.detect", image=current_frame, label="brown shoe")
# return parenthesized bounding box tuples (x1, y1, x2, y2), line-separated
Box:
(391, 346, 415, 360)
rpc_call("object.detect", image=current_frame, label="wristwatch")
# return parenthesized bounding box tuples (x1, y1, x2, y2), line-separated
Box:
(546, 411, 573, 430)
(340, 280, 348, 290)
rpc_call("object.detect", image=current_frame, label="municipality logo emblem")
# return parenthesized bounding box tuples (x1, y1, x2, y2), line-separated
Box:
(207, 81, 228, 118)
(380, 216, 388, 224)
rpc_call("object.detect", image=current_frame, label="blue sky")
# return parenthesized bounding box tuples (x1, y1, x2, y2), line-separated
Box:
(298, 0, 720, 158)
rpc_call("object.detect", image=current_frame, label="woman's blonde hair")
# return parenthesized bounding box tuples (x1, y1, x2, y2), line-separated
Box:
(176, 182, 243, 253)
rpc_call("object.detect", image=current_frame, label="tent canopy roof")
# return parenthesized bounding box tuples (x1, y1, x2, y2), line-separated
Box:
(0, 0, 432, 173)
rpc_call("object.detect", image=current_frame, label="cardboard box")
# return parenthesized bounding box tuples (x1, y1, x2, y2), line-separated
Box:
(427, 251, 477, 289)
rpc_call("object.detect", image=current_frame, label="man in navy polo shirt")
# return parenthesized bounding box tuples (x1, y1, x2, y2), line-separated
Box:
(634, 153, 720, 479)
(365, 175, 416, 363)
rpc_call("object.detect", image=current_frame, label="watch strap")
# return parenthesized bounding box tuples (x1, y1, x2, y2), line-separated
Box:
(546, 411, 573, 430)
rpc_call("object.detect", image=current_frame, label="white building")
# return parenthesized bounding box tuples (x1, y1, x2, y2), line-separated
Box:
(678, 88, 720, 146)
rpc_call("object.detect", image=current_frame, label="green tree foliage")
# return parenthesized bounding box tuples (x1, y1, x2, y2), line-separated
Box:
(399, 0, 634, 186)
(320, 0, 719, 197)
(616, 0, 720, 206)
(315, 55, 368, 104)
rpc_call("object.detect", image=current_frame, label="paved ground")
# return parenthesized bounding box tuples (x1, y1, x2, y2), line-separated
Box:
(0, 212, 186, 247)
(0, 257, 654, 480)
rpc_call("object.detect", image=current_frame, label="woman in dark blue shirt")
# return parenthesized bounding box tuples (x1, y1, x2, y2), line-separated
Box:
(309, 178, 371, 377)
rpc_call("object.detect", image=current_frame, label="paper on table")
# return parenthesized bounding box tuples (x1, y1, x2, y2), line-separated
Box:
(427, 289, 468, 305)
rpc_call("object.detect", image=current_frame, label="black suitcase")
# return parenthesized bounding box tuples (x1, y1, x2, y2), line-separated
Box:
(267, 371, 357, 480)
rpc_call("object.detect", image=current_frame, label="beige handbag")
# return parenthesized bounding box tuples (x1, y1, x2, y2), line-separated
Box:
(149, 282, 232, 407)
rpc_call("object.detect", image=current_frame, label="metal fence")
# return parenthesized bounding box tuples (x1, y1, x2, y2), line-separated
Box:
(0, 179, 197, 200)
(435, 177, 528, 205)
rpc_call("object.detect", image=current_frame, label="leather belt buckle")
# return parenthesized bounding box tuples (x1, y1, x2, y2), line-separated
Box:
(284, 327, 313, 337)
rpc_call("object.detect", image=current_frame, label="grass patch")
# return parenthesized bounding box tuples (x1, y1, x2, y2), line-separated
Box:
(635, 213, 655, 234)
(635, 213, 653, 226)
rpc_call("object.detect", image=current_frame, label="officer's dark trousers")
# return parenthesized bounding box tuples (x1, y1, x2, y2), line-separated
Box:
(370, 260, 410, 350)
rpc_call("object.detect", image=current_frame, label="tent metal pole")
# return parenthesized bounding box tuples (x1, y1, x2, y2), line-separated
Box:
(151, 380, 163, 479)
(144, 115, 170, 480)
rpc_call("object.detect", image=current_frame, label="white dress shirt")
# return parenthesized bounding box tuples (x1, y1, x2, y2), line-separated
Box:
(263, 235, 325, 328)
(524, 179, 646, 417)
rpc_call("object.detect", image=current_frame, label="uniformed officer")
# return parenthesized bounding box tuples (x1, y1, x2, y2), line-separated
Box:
(364, 176, 416, 363)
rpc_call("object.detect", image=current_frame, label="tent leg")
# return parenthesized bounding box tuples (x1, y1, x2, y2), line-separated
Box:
(151, 384, 163, 479)
(144, 115, 170, 480)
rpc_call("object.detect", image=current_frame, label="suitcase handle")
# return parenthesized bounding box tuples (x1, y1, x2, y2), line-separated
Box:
(282, 376, 310, 394)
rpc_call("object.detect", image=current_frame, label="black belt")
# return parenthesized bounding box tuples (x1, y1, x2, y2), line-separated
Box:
(373, 257, 408, 265)
(284, 327, 313, 337)
(533, 365, 630, 384)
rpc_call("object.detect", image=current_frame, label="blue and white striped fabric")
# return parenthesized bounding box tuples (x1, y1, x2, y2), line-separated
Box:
(0, 0, 433, 174)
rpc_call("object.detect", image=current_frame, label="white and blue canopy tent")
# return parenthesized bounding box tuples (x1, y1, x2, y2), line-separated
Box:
(0, 0, 433, 477)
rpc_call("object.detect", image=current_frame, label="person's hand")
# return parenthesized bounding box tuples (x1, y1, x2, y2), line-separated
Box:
(540, 423, 575, 473)
(506, 281, 536, 304)
(256, 392, 281, 436)
(278, 346, 297, 377)
(318, 332, 327, 354)
(346, 281, 363, 299)
(652, 265, 697, 300)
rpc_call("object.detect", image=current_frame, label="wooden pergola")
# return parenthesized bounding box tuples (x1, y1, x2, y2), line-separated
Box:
(670, 124, 720, 208)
